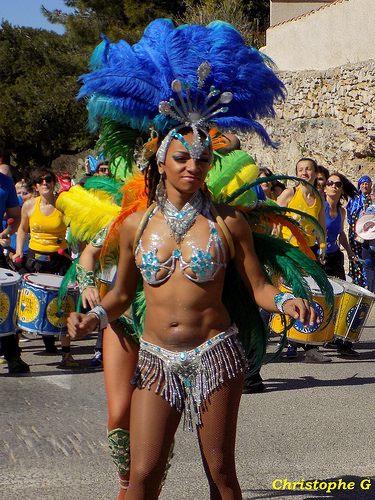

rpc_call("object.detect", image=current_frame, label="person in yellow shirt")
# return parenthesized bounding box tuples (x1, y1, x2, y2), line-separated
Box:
(13, 168, 78, 368)
(277, 157, 330, 363)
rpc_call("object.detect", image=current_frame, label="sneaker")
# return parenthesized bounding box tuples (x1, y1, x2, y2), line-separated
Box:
(7, 357, 30, 374)
(286, 345, 297, 358)
(304, 348, 332, 363)
(58, 353, 80, 369)
(0, 355, 7, 365)
(19, 333, 31, 343)
(339, 348, 360, 357)
(89, 351, 103, 367)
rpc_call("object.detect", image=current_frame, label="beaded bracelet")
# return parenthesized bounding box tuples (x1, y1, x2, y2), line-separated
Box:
(274, 292, 296, 314)
(76, 263, 97, 294)
(87, 305, 109, 331)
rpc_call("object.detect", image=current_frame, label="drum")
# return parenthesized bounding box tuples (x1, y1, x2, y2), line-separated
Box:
(17, 274, 78, 336)
(0, 268, 21, 337)
(97, 265, 116, 298)
(331, 278, 375, 343)
(270, 276, 343, 345)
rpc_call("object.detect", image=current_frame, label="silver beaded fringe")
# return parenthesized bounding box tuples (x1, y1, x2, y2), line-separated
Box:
(132, 326, 247, 431)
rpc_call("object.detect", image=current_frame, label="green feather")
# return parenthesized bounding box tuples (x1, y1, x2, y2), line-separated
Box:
(58, 260, 81, 312)
(132, 279, 146, 339)
(83, 175, 125, 206)
(96, 120, 140, 175)
(206, 150, 256, 194)
(253, 232, 334, 329)
(243, 202, 326, 248)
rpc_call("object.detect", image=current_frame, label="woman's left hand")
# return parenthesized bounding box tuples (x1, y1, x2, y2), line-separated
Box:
(283, 298, 317, 327)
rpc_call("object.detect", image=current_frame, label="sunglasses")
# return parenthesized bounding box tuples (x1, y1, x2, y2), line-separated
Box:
(99, 167, 109, 173)
(326, 180, 343, 188)
(36, 175, 53, 184)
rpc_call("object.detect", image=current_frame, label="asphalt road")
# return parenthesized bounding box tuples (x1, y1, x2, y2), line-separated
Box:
(1, 319, 375, 500)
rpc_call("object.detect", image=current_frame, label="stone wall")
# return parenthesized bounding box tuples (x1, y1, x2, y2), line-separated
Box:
(242, 59, 375, 185)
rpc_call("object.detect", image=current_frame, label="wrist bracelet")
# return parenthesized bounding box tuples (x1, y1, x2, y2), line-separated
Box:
(275, 292, 296, 314)
(87, 305, 109, 331)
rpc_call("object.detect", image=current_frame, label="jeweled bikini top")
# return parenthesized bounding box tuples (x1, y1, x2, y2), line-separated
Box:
(134, 198, 227, 285)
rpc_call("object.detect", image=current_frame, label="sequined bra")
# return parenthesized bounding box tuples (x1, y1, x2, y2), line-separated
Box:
(134, 200, 227, 285)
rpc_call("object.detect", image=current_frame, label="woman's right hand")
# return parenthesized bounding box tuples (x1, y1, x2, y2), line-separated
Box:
(81, 287, 101, 309)
(67, 312, 98, 340)
(12, 251, 23, 263)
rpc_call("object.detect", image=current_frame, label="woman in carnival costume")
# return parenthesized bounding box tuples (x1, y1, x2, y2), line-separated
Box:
(65, 19, 333, 499)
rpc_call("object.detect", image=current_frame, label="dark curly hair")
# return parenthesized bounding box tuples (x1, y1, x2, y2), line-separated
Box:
(29, 167, 56, 187)
(328, 172, 358, 204)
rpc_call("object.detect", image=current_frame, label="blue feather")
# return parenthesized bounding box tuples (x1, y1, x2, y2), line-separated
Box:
(78, 19, 285, 141)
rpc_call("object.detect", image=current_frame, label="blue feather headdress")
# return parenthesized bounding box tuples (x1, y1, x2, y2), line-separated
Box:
(78, 19, 285, 153)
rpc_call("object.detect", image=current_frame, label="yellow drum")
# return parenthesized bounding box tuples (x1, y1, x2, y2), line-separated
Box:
(331, 278, 375, 343)
(97, 265, 116, 299)
(270, 277, 343, 345)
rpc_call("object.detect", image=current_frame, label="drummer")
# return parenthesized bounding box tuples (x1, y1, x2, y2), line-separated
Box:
(277, 157, 331, 363)
(0, 169, 30, 374)
(12, 167, 79, 368)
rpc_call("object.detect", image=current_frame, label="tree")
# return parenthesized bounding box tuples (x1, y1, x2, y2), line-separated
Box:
(42, 0, 188, 45)
(0, 22, 94, 171)
(179, 0, 269, 48)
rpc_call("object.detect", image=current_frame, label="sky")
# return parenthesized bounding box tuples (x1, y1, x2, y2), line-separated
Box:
(0, 0, 73, 34)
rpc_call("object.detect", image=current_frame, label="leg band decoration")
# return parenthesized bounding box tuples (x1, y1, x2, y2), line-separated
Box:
(107, 428, 130, 476)
(131, 325, 247, 430)
(119, 478, 129, 490)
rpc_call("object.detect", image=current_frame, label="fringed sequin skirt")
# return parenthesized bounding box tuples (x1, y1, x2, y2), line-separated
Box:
(131, 325, 247, 431)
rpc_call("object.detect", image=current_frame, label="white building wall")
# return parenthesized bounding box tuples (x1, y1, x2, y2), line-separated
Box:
(270, 1, 331, 26)
(262, 0, 375, 71)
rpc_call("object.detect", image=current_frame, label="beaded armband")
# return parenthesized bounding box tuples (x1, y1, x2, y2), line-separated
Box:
(76, 263, 96, 294)
(274, 292, 296, 314)
(91, 226, 109, 248)
(87, 305, 109, 331)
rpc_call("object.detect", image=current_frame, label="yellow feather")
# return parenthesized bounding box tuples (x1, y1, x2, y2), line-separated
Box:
(221, 163, 259, 198)
(57, 186, 121, 243)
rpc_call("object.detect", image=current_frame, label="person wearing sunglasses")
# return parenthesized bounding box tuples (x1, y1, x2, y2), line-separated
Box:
(95, 159, 111, 177)
(322, 174, 357, 280)
(13, 167, 78, 368)
(322, 173, 361, 357)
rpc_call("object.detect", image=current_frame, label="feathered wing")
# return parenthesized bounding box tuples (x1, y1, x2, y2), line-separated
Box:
(56, 185, 121, 245)
(206, 150, 259, 206)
